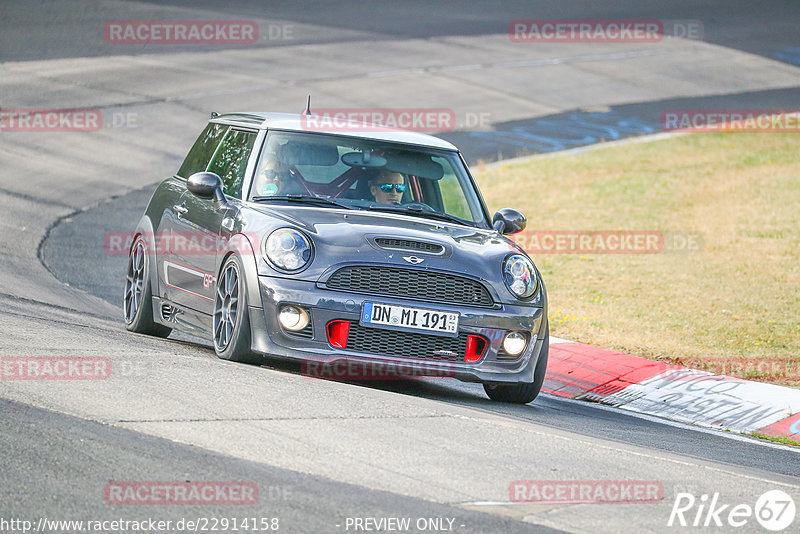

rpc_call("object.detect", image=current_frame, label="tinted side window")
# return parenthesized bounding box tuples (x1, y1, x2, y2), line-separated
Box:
(177, 123, 228, 178)
(206, 129, 258, 197)
(435, 157, 471, 221)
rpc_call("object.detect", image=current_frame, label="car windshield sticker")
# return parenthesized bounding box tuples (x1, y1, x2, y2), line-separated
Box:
(260, 183, 278, 196)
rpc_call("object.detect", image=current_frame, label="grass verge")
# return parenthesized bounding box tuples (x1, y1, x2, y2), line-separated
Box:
(750, 432, 800, 447)
(474, 133, 800, 386)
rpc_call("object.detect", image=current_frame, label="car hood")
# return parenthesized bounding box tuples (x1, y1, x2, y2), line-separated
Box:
(242, 204, 539, 305)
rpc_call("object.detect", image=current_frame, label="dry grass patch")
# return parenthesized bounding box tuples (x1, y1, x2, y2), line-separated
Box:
(474, 133, 800, 386)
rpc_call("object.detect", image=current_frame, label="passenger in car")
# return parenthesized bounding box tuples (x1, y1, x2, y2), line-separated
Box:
(369, 171, 406, 204)
(253, 156, 306, 196)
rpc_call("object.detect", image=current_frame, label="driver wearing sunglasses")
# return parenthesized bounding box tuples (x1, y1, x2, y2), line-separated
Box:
(369, 171, 406, 204)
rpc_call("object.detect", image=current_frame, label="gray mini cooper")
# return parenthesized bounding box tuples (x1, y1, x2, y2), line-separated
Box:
(124, 112, 548, 403)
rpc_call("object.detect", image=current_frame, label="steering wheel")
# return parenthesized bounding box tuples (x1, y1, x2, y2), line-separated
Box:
(287, 165, 314, 195)
(404, 202, 436, 212)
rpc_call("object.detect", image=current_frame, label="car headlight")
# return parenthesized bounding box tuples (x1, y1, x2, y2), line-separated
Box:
(503, 254, 538, 299)
(265, 228, 313, 272)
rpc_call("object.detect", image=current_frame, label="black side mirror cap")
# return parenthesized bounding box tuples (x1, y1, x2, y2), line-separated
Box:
(187, 171, 238, 217)
(187, 172, 223, 200)
(492, 208, 527, 235)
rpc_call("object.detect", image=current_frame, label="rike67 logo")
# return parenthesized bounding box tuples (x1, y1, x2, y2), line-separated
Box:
(669, 490, 796, 531)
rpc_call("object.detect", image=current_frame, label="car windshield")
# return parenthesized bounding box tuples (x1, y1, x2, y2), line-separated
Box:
(248, 130, 489, 227)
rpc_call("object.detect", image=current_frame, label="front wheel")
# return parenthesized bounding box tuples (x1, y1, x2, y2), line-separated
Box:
(484, 325, 549, 404)
(124, 236, 171, 338)
(213, 256, 261, 364)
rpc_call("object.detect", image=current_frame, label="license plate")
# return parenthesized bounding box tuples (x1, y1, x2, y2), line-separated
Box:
(361, 302, 459, 335)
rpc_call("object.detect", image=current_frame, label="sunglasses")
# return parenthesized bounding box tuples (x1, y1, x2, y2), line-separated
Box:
(378, 183, 406, 193)
(262, 170, 288, 182)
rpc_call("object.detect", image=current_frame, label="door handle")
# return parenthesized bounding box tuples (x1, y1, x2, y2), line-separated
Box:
(173, 203, 188, 217)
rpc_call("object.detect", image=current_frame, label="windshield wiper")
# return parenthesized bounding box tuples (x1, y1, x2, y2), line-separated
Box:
(366, 204, 470, 226)
(251, 194, 354, 210)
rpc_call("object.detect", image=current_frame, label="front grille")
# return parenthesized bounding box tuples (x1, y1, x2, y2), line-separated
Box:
(345, 323, 469, 361)
(326, 266, 494, 307)
(375, 238, 444, 254)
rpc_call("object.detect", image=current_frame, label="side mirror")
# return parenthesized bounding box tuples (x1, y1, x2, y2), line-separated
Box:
(187, 172, 224, 201)
(492, 208, 527, 235)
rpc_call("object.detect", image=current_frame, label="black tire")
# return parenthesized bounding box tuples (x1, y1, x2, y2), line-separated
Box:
(124, 236, 172, 338)
(484, 324, 549, 404)
(213, 255, 261, 364)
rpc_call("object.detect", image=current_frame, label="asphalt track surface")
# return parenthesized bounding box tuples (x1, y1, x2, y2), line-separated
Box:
(2, 1, 800, 533)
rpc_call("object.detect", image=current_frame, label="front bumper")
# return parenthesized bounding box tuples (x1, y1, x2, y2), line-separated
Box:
(248, 276, 547, 384)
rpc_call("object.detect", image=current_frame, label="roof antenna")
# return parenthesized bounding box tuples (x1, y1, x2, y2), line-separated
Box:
(301, 95, 312, 116)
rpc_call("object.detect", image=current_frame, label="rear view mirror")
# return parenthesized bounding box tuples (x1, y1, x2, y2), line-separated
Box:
(341, 151, 387, 168)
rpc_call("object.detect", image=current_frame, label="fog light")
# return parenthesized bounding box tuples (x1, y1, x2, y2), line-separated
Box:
(503, 331, 527, 355)
(279, 305, 310, 331)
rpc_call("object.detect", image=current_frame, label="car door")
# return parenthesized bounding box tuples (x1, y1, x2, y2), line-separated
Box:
(167, 127, 258, 315)
(158, 122, 228, 306)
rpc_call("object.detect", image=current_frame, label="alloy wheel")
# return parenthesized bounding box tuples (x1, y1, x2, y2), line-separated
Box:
(213, 262, 240, 350)
(124, 239, 146, 324)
